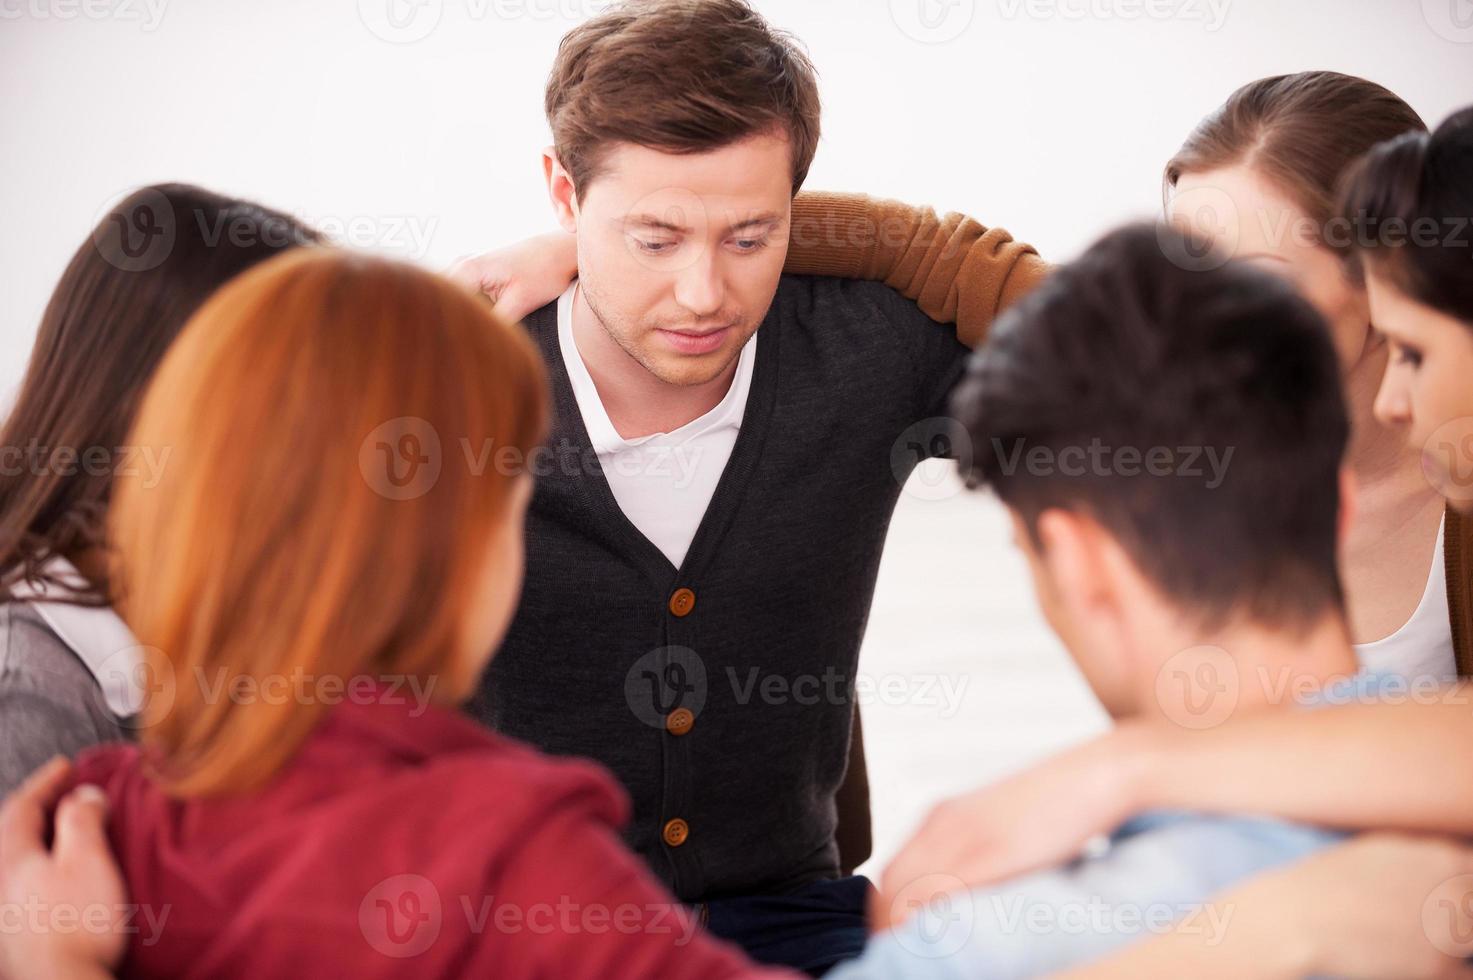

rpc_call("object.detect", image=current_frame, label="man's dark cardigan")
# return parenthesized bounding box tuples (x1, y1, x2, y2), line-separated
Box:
(466, 274, 967, 902)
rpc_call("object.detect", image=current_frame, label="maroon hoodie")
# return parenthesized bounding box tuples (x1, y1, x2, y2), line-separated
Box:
(72, 685, 786, 979)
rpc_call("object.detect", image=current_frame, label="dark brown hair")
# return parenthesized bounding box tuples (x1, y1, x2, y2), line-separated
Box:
(1165, 72, 1426, 251)
(1338, 106, 1473, 328)
(953, 224, 1349, 632)
(0, 183, 321, 603)
(545, 0, 821, 199)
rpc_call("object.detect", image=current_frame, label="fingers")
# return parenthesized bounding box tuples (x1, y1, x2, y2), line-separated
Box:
(444, 256, 504, 304)
(52, 784, 111, 871)
(443, 255, 481, 290)
(490, 284, 529, 325)
(0, 756, 72, 865)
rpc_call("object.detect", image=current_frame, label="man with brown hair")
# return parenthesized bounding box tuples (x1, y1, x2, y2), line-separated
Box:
(462, 1, 1044, 972)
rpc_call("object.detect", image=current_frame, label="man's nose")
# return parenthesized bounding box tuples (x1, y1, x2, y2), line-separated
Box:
(673, 252, 725, 318)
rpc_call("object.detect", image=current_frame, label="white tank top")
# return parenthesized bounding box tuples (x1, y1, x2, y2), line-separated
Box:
(1354, 515, 1459, 683)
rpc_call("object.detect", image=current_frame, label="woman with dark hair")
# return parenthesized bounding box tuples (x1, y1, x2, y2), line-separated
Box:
(1345, 105, 1473, 525)
(1163, 71, 1464, 683)
(0, 184, 320, 797)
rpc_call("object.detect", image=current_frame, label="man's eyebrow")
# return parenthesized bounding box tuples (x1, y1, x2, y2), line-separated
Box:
(623, 214, 692, 234)
(620, 211, 786, 234)
(725, 212, 784, 232)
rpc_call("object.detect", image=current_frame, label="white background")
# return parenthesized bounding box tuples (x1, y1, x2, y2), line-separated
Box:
(3, 0, 1472, 873)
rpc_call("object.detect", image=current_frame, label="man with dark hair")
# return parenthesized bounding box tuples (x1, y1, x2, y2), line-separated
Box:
(827, 222, 1374, 978)
(460, 0, 1045, 973)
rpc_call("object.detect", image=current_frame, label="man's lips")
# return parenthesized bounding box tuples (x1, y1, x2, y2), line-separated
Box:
(655, 326, 731, 355)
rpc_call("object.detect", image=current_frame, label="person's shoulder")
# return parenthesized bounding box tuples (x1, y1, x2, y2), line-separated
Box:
(518, 298, 560, 345)
(774, 273, 913, 315)
(401, 729, 631, 835)
(0, 602, 104, 707)
(770, 275, 932, 357)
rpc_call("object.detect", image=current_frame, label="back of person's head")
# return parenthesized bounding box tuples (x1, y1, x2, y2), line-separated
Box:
(952, 223, 1349, 637)
(545, 0, 821, 199)
(109, 248, 548, 797)
(0, 184, 322, 601)
(1338, 106, 1473, 327)
(1165, 71, 1426, 251)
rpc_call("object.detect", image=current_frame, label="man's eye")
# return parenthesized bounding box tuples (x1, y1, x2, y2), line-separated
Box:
(731, 238, 769, 253)
(1393, 343, 1424, 368)
(635, 239, 676, 254)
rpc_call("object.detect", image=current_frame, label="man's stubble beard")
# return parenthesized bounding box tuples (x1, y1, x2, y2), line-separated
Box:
(580, 280, 754, 389)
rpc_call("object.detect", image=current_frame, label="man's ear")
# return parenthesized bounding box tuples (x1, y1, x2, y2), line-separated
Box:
(1035, 509, 1107, 609)
(1336, 464, 1358, 554)
(543, 146, 579, 235)
(1035, 506, 1137, 645)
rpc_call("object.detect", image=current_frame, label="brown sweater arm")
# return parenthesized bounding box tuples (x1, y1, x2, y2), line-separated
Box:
(786, 191, 1050, 348)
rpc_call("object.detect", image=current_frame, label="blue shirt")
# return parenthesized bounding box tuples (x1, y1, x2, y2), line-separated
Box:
(832, 672, 1419, 978)
(830, 809, 1345, 979)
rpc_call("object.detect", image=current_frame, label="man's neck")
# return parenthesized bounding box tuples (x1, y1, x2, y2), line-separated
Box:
(1138, 611, 1358, 723)
(571, 286, 738, 441)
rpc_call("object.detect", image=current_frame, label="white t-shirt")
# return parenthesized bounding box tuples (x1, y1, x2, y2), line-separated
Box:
(1354, 515, 1458, 684)
(557, 284, 757, 569)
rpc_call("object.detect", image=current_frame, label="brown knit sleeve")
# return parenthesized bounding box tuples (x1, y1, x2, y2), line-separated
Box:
(785, 191, 1050, 349)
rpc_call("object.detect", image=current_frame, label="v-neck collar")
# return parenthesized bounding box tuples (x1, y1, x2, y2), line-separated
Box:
(533, 294, 781, 587)
(556, 283, 758, 454)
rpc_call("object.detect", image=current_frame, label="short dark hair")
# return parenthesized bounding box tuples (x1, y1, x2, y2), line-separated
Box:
(545, 0, 821, 199)
(1338, 105, 1473, 328)
(952, 223, 1349, 632)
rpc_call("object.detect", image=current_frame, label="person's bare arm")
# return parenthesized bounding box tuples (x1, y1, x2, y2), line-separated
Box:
(1122, 687, 1473, 833)
(877, 686, 1473, 930)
